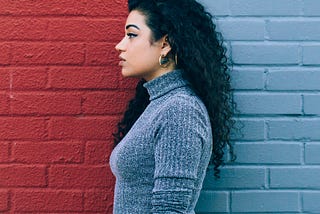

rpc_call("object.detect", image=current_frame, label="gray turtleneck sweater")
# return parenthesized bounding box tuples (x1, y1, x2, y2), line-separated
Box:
(110, 70, 212, 214)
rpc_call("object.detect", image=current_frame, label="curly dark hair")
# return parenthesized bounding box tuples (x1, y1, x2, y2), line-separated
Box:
(113, 0, 236, 177)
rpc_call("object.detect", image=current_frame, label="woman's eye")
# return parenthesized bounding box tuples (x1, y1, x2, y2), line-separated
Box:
(127, 33, 137, 38)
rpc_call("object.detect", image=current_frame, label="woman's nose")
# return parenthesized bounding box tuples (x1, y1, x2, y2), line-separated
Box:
(115, 37, 125, 52)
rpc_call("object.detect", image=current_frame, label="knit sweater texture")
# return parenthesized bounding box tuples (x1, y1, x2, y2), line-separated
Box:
(110, 70, 212, 214)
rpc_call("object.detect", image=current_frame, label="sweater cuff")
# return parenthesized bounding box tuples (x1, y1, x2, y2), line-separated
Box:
(151, 190, 192, 213)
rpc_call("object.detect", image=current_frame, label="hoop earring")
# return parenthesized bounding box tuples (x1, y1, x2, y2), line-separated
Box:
(159, 54, 170, 68)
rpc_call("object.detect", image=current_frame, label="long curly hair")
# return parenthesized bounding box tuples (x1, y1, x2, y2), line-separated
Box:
(113, 0, 236, 177)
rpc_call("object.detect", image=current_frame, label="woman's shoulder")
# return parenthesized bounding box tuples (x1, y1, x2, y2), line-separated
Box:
(159, 89, 209, 122)
(167, 86, 206, 107)
(154, 88, 212, 143)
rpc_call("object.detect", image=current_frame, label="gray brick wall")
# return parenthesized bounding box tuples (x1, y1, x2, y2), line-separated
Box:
(196, 0, 320, 213)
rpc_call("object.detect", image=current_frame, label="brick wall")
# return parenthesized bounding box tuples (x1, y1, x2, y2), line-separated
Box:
(195, 0, 320, 213)
(0, 0, 132, 212)
(2, 0, 320, 213)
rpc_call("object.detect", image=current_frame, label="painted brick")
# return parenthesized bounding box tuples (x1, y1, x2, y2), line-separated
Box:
(11, 67, 47, 90)
(305, 143, 320, 164)
(234, 93, 302, 115)
(85, 0, 127, 16)
(270, 167, 320, 188)
(267, 69, 320, 91)
(82, 91, 133, 115)
(217, 19, 265, 40)
(304, 0, 320, 16)
(49, 116, 118, 140)
(0, 43, 10, 65)
(0, 18, 47, 41)
(11, 43, 85, 65)
(230, 0, 302, 16)
(231, 68, 265, 90)
(0, 190, 8, 211)
(84, 190, 114, 212)
(0, 0, 87, 16)
(303, 192, 320, 212)
(234, 142, 301, 164)
(303, 45, 320, 65)
(232, 43, 300, 65)
(268, 119, 320, 140)
(85, 141, 113, 164)
(231, 119, 265, 141)
(0, 165, 46, 187)
(199, 0, 230, 16)
(10, 92, 82, 115)
(12, 141, 84, 164)
(232, 191, 300, 212)
(49, 165, 114, 188)
(202, 167, 266, 190)
(119, 75, 139, 89)
(304, 95, 320, 115)
(47, 19, 122, 42)
(0, 0, 128, 18)
(49, 66, 118, 89)
(0, 69, 9, 89)
(0, 0, 126, 212)
(0, 93, 9, 114)
(14, 190, 83, 212)
(195, 191, 229, 213)
(86, 42, 118, 66)
(267, 20, 320, 41)
(0, 142, 9, 163)
(0, 118, 47, 140)
(1, 0, 320, 213)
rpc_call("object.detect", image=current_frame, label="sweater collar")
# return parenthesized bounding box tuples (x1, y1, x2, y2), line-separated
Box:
(143, 69, 188, 101)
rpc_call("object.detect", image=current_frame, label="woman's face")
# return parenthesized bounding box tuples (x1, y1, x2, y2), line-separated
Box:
(115, 10, 171, 81)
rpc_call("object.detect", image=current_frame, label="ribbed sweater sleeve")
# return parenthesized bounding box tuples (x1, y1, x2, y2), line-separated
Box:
(151, 95, 209, 213)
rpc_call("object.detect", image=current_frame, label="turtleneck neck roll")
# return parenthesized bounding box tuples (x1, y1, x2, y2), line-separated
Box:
(143, 69, 189, 101)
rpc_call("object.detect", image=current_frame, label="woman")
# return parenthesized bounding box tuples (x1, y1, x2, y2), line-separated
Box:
(110, 0, 235, 213)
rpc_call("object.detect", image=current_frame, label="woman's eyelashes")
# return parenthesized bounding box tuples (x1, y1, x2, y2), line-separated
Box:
(127, 33, 138, 38)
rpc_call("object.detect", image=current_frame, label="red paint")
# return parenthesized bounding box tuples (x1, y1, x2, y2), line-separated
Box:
(0, 0, 131, 212)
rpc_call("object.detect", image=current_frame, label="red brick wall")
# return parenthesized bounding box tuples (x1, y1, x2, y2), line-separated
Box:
(0, 0, 135, 213)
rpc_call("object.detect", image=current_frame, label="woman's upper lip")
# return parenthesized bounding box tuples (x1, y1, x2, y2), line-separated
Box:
(119, 56, 126, 61)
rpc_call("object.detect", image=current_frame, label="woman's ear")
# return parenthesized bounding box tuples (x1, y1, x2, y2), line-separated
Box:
(160, 35, 172, 56)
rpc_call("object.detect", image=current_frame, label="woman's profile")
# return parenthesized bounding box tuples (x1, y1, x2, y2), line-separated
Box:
(110, 0, 235, 213)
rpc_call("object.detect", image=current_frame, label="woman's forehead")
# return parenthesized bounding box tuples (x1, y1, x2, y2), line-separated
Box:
(126, 10, 147, 26)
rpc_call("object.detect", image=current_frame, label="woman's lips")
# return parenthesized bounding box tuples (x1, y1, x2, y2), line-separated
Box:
(119, 56, 126, 66)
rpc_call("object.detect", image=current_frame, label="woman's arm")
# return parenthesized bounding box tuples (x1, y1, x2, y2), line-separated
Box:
(152, 96, 210, 213)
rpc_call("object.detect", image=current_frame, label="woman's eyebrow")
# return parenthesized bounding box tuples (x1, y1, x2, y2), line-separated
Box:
(126, 24, 140, 30)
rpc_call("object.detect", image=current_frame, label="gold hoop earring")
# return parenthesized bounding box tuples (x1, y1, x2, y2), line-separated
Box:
(159, 54, 169, 68)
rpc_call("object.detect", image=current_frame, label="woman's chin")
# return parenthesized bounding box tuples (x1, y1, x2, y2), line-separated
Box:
(121, 69, 136, 78)
(121, 68, 129, 77)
